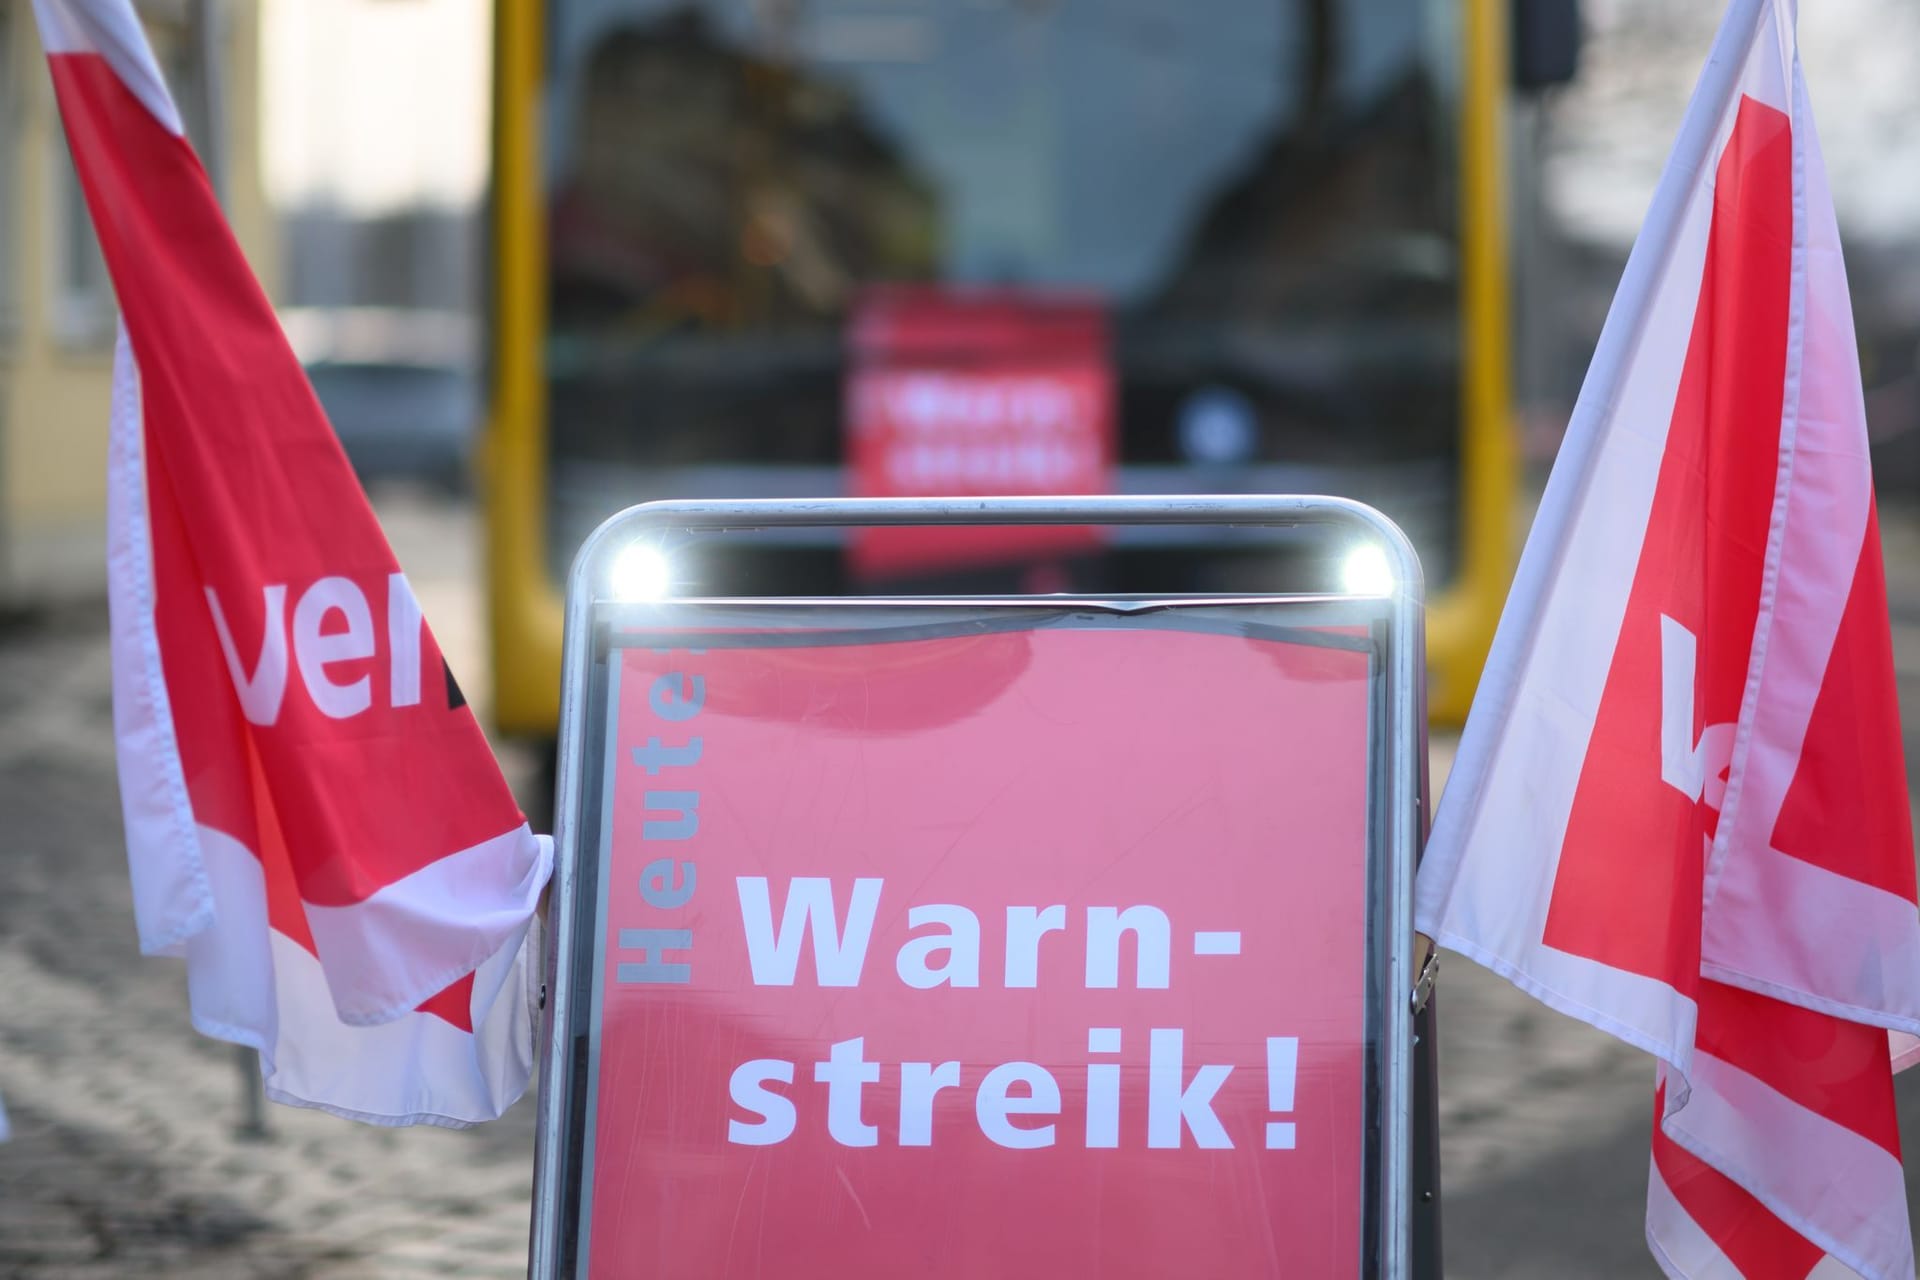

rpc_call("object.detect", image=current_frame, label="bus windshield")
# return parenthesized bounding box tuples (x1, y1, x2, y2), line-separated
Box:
(542, 0, 1463, 591)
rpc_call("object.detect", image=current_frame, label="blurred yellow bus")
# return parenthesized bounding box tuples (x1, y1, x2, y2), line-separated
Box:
(482, 0, 1574, 740)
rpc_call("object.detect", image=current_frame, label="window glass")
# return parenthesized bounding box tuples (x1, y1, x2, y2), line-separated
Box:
(540, 0, 1464, 590)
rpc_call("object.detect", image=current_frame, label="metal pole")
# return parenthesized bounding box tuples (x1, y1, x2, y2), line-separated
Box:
(183, 0, 260, 1141)
(187, 0, 226, 201)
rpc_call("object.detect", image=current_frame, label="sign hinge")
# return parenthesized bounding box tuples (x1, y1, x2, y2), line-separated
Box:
(1410, 945, 1438, 1016)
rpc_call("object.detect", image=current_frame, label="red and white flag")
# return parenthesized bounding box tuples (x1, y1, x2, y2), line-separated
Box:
(1415, 0, 1919, 1274)
(35, 0, 552, 1126)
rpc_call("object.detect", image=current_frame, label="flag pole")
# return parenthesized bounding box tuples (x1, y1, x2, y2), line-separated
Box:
(187, 0, 223, 199)
(184, 0, 262, 1142)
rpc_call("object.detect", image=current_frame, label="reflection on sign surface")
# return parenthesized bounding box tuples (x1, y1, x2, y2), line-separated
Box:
(585, 616, 1373, 1278)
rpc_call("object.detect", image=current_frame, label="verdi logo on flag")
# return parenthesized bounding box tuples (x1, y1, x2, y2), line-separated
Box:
(205, 573, 449, 726)
(36, 0, 551, 1124)
(1414, 0, 1920, 1275)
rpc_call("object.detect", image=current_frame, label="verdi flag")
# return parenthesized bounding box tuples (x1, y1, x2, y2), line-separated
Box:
(34, 0, 551, 1125)
(1414, 0, 1920, 1274)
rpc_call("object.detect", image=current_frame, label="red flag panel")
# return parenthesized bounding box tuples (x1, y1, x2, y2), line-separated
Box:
(1770, 503, 1918, 899)
(48, 35, 541, 1053)
(1543, 96, 1794, 987)
(1653, 1078, 1828, 1280)
(48, 54, 525, 911)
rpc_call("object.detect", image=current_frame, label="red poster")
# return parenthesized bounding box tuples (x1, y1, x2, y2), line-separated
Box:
(586, 617, 1372, 1277)
(846, 288, 1115, 580)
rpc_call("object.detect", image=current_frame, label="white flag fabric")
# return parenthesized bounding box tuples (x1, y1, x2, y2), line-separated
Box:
(36, 0, 552, 1126)
(1415, 0, 1919, 1274)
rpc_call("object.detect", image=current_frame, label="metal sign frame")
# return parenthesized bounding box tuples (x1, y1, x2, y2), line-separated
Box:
(529, 495, 1436, 1278)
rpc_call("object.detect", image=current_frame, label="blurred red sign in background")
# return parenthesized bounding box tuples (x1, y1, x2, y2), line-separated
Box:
(846, 287, 1116, 580)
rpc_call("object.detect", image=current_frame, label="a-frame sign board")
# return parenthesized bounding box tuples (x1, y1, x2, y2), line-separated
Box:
(529, 496, 1440, 1279)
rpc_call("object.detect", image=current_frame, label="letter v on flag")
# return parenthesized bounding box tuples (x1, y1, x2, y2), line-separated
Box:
(32, 0, 552, 1126)
(1415, 0, 1920, 1274)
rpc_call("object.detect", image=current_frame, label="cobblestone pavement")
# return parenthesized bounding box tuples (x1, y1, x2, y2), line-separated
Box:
(0, 488, 538, 1280)
(4, 488, 1920, 1277)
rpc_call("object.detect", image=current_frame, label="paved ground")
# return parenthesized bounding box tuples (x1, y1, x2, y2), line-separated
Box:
(4, 486, 1920, 1277)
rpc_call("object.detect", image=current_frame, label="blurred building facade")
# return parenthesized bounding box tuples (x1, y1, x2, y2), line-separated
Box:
(261, 0, 485, 319)
(0, 0, 278, 607)
(1515, 0, 1920, 485)
(260, 0, 488, 490)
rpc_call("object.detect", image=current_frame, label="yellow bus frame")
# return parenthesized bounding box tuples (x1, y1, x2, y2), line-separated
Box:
(481, 0, 1516, 736)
